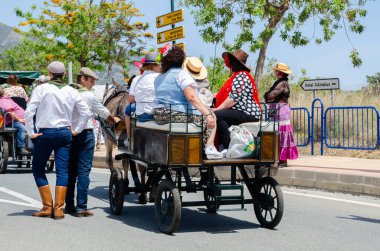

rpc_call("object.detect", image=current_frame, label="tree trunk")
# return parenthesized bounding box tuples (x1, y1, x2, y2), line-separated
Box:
(254, 1, 290, 85)
(254, 35, 271, 86)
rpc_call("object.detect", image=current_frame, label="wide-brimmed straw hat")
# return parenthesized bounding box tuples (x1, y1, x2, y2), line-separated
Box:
(273, 63, 292, 74)
(222, 49, 250, 72)
(183, 57, 208, 80)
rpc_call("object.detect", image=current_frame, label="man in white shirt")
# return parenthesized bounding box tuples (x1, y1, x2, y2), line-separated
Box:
(26, 61, 92, 220)
(65, 67, 120, 217)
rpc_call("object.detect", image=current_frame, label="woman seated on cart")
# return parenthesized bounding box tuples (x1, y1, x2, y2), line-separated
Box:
(212, 49, 261, 154)
(153, 44, 223, 160)
(0, 89, 29, 155)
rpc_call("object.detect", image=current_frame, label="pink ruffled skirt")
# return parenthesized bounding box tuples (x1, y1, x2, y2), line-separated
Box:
(270, 103, 298, 161)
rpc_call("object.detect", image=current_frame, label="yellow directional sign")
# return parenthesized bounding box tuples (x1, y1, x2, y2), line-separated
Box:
(157, 26, 185, 44)
(158, 43, 186, 53)
(156, 9, 184, 28)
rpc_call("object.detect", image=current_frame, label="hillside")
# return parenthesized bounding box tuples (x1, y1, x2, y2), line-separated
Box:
(0, 22, 22, 52)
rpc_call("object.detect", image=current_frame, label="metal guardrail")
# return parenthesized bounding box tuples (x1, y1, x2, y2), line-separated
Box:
(291, 99, 380, 155)
(324, 106, 379, 150)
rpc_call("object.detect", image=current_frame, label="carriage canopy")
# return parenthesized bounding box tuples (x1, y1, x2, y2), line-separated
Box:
(0, 71, 40, 86)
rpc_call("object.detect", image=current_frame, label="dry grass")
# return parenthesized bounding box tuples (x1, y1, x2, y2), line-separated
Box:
(290, 89, 380, 159)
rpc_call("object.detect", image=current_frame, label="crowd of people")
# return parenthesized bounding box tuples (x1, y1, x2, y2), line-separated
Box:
(0, 44, 298, 220)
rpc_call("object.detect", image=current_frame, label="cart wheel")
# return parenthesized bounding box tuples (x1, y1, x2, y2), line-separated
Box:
(109, 169, 124, 215)
(203, 188, 221, 213)
(254, 177, 284, 229)
(0, 140, 9, 174)
(154, 180, 181, 234)
(45, 160, 54, 172)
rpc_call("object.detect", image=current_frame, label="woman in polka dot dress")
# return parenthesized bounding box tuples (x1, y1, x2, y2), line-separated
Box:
(212, 49, 261, 152)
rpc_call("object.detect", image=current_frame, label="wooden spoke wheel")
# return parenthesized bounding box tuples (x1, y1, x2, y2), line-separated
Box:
(109, 168, 124, 215)
(254, 177, 284, 229)
(203, 188, 221, 213)
(0, 140, 9, 174)
(45, 160, 55, 172)
(154, 180, 181, 234)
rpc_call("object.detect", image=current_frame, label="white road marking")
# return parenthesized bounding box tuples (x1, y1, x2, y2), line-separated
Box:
(91, 169, 110, 174)
(0, 199, 41, 208)
(283, 190, 380, 208)
(0, 187, 42, 208)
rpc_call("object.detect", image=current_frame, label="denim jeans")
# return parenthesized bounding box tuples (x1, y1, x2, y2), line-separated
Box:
(32, 127, 72, 187)
(66, 130, 95, 211)
(6, 122, 25, 148)
(136, 113, 154, 122)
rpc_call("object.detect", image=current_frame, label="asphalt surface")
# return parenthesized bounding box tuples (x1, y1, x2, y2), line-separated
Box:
(1, 167, 380, 251)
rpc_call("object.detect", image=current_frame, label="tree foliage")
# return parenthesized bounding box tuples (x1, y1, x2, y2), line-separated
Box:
(363, 72, 380, 95)
(183, 0, 368, 84)
(9, 0, 152, 75)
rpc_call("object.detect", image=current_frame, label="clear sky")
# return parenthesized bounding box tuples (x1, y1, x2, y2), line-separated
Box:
(0, 0, 379, 90)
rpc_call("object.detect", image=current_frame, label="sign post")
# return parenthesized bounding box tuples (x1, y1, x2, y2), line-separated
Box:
(156, 9, 184, 28)
(157, 26, 185, 44)
(301, 78, 340, 91)
(301, 78, 340, 106)
(155, 1, 185, 51)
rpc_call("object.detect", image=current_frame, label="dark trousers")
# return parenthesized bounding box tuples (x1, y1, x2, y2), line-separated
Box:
(66, 130, 95, 211)
(32, 127, 72, 187)
(214, 109, 259, 149)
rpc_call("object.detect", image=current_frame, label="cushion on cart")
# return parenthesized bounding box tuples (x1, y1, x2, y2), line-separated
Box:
(240, 121, 277, 137)
(136, 120, 202, 133)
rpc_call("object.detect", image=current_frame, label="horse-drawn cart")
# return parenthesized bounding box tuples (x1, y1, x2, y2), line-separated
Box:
(0, 71, 54, 174)
(109, 108, 283, 234)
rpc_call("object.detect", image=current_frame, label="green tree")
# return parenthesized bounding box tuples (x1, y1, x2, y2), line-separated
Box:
(364, 72, 380, 95)
(12, 0, 152, 77)
(184, 0, 368, 85)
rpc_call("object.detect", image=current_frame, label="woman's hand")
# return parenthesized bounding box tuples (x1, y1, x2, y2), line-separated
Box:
(206, 114, 216, 129)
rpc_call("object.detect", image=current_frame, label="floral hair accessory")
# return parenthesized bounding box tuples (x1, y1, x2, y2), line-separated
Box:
(156, 43, 173, 63)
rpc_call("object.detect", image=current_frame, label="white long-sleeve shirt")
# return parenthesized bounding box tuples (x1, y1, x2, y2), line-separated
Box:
(25, 82, 92, 137)
(71, 89, 110, 129)
(134, 70, 160, 115)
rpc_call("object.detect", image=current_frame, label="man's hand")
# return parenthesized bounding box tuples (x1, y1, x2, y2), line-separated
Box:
(72, 130, 79, 136)
(114, 116, 121, 124)
(19, 118, 25, 124)
(30, 133, 43, 139)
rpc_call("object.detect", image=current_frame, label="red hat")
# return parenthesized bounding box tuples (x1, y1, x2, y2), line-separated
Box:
(133, 57, 145, 69)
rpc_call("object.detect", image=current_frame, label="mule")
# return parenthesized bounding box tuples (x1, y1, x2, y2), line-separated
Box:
(102, 80, 147, 204)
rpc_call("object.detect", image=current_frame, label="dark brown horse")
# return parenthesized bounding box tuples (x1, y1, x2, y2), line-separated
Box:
(102, 80, 147, 203)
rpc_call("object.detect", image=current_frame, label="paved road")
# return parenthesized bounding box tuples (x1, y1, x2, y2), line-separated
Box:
(1, 167, 380, 251)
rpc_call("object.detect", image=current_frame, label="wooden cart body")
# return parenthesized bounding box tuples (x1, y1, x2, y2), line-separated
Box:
(110, 109, 284, 234)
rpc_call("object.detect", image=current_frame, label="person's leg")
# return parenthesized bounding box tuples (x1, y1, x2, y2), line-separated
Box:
(76, 131, 95, 215)
(12, 122, 26, 148)
(65, 136, 79, 213)
(53, 128, 72, 219)
(31, 129, 55, 217)
(124, 103, 136, 141)
(136, 113, 154, 122)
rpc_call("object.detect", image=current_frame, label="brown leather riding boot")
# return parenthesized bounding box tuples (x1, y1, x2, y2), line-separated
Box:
(54, 186, 67, 220)
(32, 185, 53, 217)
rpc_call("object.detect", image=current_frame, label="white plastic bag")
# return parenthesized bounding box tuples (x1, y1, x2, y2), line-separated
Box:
(226, 125, 256, 159)
(198, 88, 214, 107)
